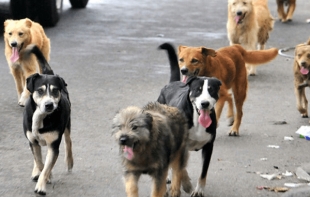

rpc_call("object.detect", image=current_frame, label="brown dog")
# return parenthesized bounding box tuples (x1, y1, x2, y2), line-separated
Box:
(294, 38, 310, 120)
(178, 44, 278, 136)
(276, 0, 296, 23)
(4, 18, 50, 106)
(112, 102, 191, 197)
(227, 0, 274, 75)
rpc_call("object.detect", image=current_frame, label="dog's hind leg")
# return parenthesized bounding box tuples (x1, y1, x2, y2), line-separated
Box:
(295, 86, 308, 117)
(226, 92, 234, 126)
(276, 0, 287, 22)
(284, 0, 296, 22)
(124, 172, 141, 197)
(64, 127, 73, 171)
(215, 88, 229, 125)
(30, 142, 44, 181)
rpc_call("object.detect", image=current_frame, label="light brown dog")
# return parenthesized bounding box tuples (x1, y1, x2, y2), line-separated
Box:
(178, 44, 278, 136)
(276, 0, 296, 23)
(4, 18, 50, 106)
(227, 0, 274, 75)
(293, 38, 310, 120)
(112, 102, 191, 197)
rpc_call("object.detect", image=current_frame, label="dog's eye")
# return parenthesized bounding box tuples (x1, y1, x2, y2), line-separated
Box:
(132, 125, 138, 130)
(208, 86, 214, 93)
(51, 88, 59, 96)
(307, 54, 310, 59)
(298, 54, 302, 58)
(18, 32, 23, 36)
(8, 32, 12, 36)
(243, 2, 246, 5)
(37, 89, 44, 95)
(179, 58, 184, 63)
(191, 59, 198, 64)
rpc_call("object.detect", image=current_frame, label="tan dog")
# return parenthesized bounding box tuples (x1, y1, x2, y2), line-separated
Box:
(227, 0, 274, 75)
(178, 44, 278, 136)
(294, 38, 310, 120)
(4, 18, 50, 106)
(276, 0, 296, 23)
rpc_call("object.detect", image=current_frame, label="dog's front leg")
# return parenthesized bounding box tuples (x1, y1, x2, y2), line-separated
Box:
(285, 0, 296, 22)
(295, 85, 308, 117)
(191, 142, 214, 197)
(35, 144, 59, 195)
(276, 0, 286, 22)
(151, 169, 168, 197)
(29, 142, 44, 181)
(124, 172, 141, 197)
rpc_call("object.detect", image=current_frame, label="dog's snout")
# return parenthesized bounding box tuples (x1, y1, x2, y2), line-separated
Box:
(201, 101, 210, 109)
(236, 11, 243, 16)
(45, 102, 54, 112)
(119, 135, 128, 145)
(10, 42, 17, 47)
(181, 67, 188, 75)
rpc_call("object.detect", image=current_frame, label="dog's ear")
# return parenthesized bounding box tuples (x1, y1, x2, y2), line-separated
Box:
(26, 73, 40, 93)
(143, 112, 153, 131)
(201, 47, 216, 57)
(212, 77, 222, 87)
(24, 18, 32, 28)
(178, 45, 187, 53)
(56, 75, 69, 94)
(185, 76, 197, 85)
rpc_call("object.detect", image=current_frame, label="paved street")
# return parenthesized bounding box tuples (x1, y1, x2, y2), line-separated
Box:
(0, 0, 310, 196)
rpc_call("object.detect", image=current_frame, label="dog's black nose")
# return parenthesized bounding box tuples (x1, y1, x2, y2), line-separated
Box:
(10, 42, 17, 47)
(301, 62, 307, 67)
(45, 102, 54, 112)
(181, 67, 188, 75)
(201, 101, 210, 109)
(119, 136, 128, 145)
(236, 11, 243, 16)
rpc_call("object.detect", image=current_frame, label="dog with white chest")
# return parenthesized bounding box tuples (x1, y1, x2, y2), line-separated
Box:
(157, 43, 221, 197)
(22, 46, 73, 195)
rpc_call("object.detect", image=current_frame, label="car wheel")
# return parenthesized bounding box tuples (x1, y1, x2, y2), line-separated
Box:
(37, 0, 63, 27)
(10, 0, 37, 20)
(69, 0, 89, 8)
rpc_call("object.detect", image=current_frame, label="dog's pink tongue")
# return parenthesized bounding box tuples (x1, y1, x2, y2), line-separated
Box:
(182, 75, 188, 83)
(198, 110, 212, 128)
(235, 16, 241, 23)
(300, 67, 309, 75)
(10, 47, 19, 63)
(123, 146, 134, 160)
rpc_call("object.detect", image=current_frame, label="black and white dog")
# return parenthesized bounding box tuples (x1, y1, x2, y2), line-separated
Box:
(23, 45, 73, 195)
(157, 43, 221, 197)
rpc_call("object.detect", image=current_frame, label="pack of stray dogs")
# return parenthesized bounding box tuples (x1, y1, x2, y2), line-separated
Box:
(3, 3, 310, 196)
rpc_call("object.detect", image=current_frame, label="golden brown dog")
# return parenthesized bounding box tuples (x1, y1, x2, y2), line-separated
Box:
(178, 44, 278, 136)
(112, 102, 191, 197)
(227, 0, 274, 75)
(293, 38, 310, 120)
(276, 0, 296, 23)
(4, 18, 50, 106)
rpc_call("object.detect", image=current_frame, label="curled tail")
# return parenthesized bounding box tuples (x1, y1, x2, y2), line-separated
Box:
(158, 43, 180, 82)
(23, 44, 54, 75)
(234, 44, 278, 65)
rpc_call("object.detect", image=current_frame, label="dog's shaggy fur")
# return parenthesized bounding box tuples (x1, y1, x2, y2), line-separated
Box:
(227, 0, 274, 75)
(276, 0, 296, 23)
(112, 102, 191, 197)
(178, 44, 278, 136)
(23, 45, 72, 195)
(293, 38, 310, 121)
(4, 18, 50, 106)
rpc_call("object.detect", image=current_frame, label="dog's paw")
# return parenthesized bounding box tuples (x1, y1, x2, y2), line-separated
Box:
(34, 185, 46, 196)
(169, 188, 181, 197)
(31, 175, 39, 182)
(227, 117, 234, 126)
(228, 130, 239, 136)
(191, 189, 204, 197)
(301, 114, 308, 118)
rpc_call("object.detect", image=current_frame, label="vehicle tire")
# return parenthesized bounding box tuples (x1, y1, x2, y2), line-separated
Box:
(37, 0, 63, 27)
(10, 0, 37, 20)
(69, 0, 89, 8)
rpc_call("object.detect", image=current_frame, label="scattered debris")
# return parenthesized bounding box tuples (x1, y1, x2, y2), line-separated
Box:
(284, 136, 294, 141)
(260, 173, 282, 180)
(267, 145, 280, 148)
(257, 186, 289, 192)
(156, 34, 164, 37)
(296, 126, 310, 140)
(260, 158, 268, 161)
(296, 167, 310, 182)
(284, 183, 307, 188)
(274, 166, 279, 169)
(273, 121, 287, 125)
(282, 171, 294, 177)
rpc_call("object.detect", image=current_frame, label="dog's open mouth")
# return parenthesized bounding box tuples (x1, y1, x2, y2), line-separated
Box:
(235, 12, 246, 24)
(122, 142, 137, 160)
(182, 69, 200, 83)
(198, 109, 212, 128)
(300, 66, 309, 75)
(10, 43, 23, 63)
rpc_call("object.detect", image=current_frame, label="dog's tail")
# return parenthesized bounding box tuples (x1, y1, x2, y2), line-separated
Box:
(23, 44, 54, 75)
(235, 44, 278, 65)
(158, 43, 180, 82)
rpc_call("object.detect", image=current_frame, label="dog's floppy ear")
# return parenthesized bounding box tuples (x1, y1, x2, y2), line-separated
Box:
(201, 47, 216, 57)
(178, 45, 187, 53)
(185, 76, 197, 85)
(56, 75, 68, 93)
(143, 112, 153, 131)
(211, 77, 222, 87)
(26, 73, 40, 93)
(24, 18, 32, 28)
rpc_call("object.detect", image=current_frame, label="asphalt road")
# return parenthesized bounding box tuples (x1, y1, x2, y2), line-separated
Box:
(0, 0, 310, 197)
